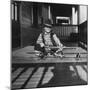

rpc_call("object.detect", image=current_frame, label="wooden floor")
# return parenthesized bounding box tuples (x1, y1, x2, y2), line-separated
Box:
(12, 46, 87, 64)
(12, 46, 88, 89)
(12, 64, 87, 89)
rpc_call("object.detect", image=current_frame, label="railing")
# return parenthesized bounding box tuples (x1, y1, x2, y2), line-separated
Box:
(52, 25, 78, 40)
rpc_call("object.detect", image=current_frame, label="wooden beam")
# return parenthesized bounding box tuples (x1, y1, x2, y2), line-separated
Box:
(12, 57, 87, 64)
(27, 51, 87, 54)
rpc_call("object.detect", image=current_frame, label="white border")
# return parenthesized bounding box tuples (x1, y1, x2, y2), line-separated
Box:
(0, 0, 89, 90)
(15, 0, 89, 5)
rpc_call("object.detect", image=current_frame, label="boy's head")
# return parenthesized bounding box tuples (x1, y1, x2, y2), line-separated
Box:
(43, 19, 52, 33)
(44, 24, 52, 33)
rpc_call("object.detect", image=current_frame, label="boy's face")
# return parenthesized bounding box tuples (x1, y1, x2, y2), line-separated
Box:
(44, 27, 51, 33)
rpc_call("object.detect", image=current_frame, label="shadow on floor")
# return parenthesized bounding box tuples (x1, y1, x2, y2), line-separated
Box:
(38, 64, 87, 88)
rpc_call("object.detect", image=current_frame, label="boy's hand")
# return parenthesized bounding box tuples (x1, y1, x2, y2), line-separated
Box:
(40, 43, 45, 47)
(45, 46, 51, 52)
(58, 46, 63, 51)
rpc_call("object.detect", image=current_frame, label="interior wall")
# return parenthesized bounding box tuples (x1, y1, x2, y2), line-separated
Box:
(78, 5, 87, 49)
(20, 2, 38, 47)
(78, 21, 87, 50)
(20, 2, 32, 28)
(79, 21, 87, 43)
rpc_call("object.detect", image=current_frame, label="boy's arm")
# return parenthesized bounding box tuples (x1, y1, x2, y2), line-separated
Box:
(53, 34, 63, 47)
(37, 34, 45, 47)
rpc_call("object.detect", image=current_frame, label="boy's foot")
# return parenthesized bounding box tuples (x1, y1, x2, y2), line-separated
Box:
(38, 53, 47, 59)
(35, 50, 41, 56)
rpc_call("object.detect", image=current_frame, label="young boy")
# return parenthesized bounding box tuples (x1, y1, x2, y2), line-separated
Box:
(34, 22, 64, 59)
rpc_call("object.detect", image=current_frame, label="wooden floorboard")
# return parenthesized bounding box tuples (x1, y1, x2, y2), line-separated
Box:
(25, 67, 45, 88)
(12, 57, 87, 64)
(12, 68, 24, 80)
(12, 68, 34, 89)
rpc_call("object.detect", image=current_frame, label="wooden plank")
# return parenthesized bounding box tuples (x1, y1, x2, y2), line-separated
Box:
(25, 67, 44, 88)
(13, 46, 87, 55)
(45, 46, 77, 49)
(69, 65, 75, 71)
(27, 52, 87, 54)
(12, 68, 34, 89)
(69, 65, 77, 77)
(13, 53, 87, 60)
(75, 65, 87, 82)
(62, 47, 87, 53)
(12, 68, 24, 80)
(83, 65, 88, 70)
(12, 57, 87, 64)
(44, 46, 87, 53)
(26, 47, 87, 55)
(42, 67, 54, 85)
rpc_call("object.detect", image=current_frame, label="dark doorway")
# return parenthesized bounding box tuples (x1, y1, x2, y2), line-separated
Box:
(12, 1, 21, 49)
